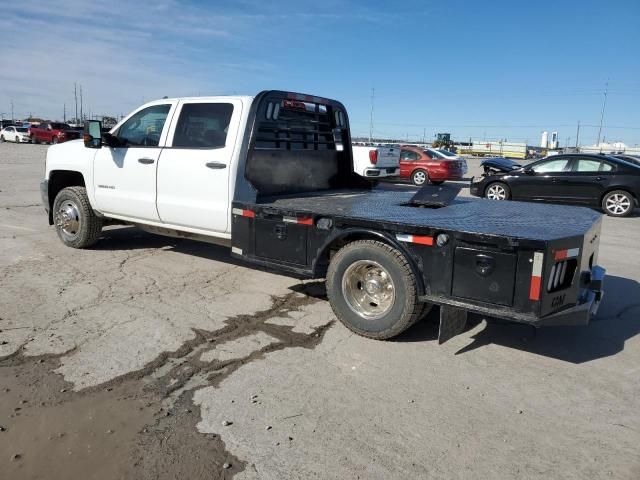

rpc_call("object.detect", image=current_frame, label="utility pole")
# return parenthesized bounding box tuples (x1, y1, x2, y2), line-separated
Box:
(575, 120, 580, 148)
(596, 80, 608, 146)
(74, 83, 78, 123)
(63, 103, 66, 123)
(422, 128, 426, 144)
(10, 100, 14, 123)
(80, 84, 84, 121)
(368, 87, 374, 143)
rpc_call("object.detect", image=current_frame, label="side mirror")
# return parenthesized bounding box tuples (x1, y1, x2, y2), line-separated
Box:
(524, 167, 534, 174)
(83, 120, 102, 149)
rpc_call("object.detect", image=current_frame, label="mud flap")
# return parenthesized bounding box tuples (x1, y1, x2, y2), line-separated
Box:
(438, 306, 467, 344)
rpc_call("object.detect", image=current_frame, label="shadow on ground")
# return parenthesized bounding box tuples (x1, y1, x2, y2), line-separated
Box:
(95, 227, 639, 364)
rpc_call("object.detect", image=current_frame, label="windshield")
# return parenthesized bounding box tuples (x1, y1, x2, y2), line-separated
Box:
(438, 150, 457, 157)
(424, 149, 446, 159)
(16, 127, 28, 133)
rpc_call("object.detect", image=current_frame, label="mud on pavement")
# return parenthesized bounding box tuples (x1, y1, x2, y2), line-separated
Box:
(0, 284, 334, 480)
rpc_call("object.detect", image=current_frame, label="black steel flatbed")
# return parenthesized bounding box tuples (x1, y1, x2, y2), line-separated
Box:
(253, 187, 602, 242)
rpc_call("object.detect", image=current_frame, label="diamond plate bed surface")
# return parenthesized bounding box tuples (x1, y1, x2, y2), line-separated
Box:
(256, 188, 601, 241)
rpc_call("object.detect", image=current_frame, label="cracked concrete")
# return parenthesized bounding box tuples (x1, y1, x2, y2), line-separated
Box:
(1, 142, 640, 480)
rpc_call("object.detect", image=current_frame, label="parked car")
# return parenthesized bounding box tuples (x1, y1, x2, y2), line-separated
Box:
(352, 144, 400, 179)
(399, 146, 466, 186)
(612, 154, 640, 167)
(0, 126, 31, 143)
(30, 122, 81, 144)
(470, 153, 640, 217)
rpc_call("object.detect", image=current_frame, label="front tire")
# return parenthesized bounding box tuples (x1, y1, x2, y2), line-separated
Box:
(602, 190, 634, 217)
(51, 136, 59, 145)
(411, 169, 428, 186)
(0, 135, 4, 142)
(53, 186, 103, 248)
(326, 240, 425, 339)
(485, 182, 510, 200)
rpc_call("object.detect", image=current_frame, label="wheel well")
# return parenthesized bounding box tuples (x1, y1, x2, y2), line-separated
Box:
(312, 230, 426, 295)
(47, 170, 86, 223)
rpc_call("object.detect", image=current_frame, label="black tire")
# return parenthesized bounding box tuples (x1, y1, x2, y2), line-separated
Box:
(52, 186, 103, 248)
(484, 181, 511, 200)
(51, 136, 59, 145)
(602, 190, 634, 217)
(326, 240, 424, 339)
(0, 135, 4, 142)
(31, 136, 37, 144)
(430, 180, 445, 185)
(411, 169, 428, 186)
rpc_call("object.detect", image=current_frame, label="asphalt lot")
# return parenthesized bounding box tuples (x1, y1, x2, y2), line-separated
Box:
(1, 141, 639, 479)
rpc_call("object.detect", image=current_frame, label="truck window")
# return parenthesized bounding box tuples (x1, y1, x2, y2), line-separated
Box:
(172, 103, 234, 148)
(116, 104, 171, 147)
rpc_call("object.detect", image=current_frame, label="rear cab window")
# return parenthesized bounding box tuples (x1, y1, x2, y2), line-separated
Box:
(171, 103, 234, 148)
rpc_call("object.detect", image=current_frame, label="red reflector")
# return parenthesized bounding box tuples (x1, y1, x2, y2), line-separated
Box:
(369, 150, 378, 165)
(242, 209, 255, 218)
(529, 276, 541, 301)
(297, 217, 314, 225)
(412, 235, 433, 246)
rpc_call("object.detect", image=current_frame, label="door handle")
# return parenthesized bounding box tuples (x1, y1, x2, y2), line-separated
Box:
(596, 176, 604, 181)
(138, 157, 155, 164)
(205, 161, 227, 169)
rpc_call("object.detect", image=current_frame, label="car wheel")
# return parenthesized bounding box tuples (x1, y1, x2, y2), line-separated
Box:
(326, 240, 425, 339)
(0, 135, 4, 142)
(431, 180, 445, 185)
(31, 136, 38, 144)
(51, 136, 59, 145)
(411, 169, 428, 186)
(53, 186, 103, 248)
(485, 182, 510, 200)
(602, 190, 634, 217)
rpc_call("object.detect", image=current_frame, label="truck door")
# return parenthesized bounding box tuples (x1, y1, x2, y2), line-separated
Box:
(156, 99, 243, 233)
(93, 102, 175, 221)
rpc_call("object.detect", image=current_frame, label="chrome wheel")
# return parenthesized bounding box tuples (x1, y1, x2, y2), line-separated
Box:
(55, 200, 81, 239)
(605, 193, 631, 216)
(412, 170, 427, 186)
(341, 260, 395, 320)
(486, 184, 507, 200)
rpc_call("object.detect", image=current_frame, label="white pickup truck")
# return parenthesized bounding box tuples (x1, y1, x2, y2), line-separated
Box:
(352, 143, 400, 179)
(40, 90, 605, 342)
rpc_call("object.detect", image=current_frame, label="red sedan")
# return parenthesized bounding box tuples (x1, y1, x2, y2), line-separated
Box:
(399, 146, 466, 186)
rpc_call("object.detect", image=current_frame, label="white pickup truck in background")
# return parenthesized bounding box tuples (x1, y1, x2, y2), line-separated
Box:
(352, 143, 400, 179)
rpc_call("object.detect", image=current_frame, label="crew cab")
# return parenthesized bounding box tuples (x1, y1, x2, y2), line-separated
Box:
(40, 90, 606, 342)
(352, 143, 400, 179)
(31, 122, 81, 145)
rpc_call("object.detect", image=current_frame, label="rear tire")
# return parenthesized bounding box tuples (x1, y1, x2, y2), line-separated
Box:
(602, 190, 634, 217)
(485, 182, 510, 200)
(51, 136, 59, 145)
(326, 240, 424, 339)
(0, 135, 4, 142)
(411, 169, 428, 186)
(53, 186, 103, 248)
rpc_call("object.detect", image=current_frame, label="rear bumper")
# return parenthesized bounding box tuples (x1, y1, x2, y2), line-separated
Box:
(363, 167, 399, 178)
(532, 265, 605, 327)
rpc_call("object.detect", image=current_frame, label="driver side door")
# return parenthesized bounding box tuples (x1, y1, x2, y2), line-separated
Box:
(93, 102, 177, 221)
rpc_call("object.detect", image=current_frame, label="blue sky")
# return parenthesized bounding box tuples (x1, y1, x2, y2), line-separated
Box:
(1, 0, 639, 146)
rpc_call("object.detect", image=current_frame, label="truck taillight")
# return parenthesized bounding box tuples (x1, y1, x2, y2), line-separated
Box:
(369, 150, 378, 165)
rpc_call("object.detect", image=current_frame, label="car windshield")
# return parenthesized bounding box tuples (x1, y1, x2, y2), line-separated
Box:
(16, 127, 28, 133)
